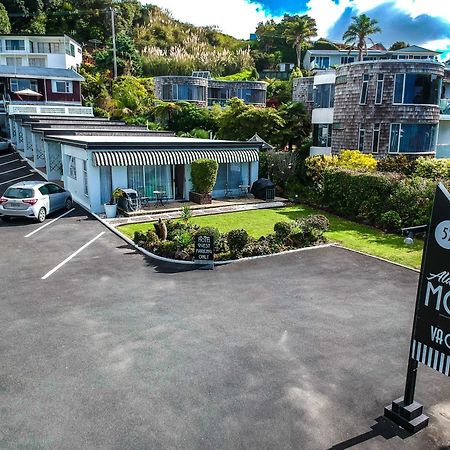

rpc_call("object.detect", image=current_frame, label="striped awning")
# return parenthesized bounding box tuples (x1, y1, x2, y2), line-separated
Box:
(92, 149, 259, 166)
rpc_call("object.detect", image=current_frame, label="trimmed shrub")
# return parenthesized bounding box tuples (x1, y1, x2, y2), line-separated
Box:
(191, 159, 219, 194)
(156, 240, 177, 258)
(274, 221, 293, 240)
(227, 229, 249, 258)
(380, 210, 402, 232)
(337, 150, 377, 172)
(377, 155, 416, 175)
(297, 214, 329, 232)
(242, 241, 273, 257)
(304, 154, 338, 185)
(414, 157, 450, 181)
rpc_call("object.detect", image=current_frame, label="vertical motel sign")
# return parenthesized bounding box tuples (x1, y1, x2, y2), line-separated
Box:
(385, 183, 450, 433)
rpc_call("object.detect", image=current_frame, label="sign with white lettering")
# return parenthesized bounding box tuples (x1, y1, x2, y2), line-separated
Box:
(194, 235, 214, 265)
(412, 183, 450, 377)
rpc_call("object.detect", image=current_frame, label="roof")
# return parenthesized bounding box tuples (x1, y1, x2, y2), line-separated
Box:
(0, 34, 80, 44)
(46, 134, 262, 150)
(0, 66, 84, 81)
(392, 45, 440, 54)
(247, 133, 274, 150)
(305, 49, 385, 55)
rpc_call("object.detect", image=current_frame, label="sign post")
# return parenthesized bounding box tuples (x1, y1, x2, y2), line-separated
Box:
(385, 183, 450, 433)
(194, 235, 214, 270)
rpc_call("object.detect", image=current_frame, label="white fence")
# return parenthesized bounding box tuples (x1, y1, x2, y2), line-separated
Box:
(7, 104, 94, 117)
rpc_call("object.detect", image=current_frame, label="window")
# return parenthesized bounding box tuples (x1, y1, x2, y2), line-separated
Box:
(127, 165, 173, 199)
(340, 56, 355, 64)
(307, 84, 314, 102)
(372, 123, 381, 153)
(375, 74, 384, 104)
(35, 42, 61, 53)
(6, 57, 22, 66)
(213, 163, 249, 192)
(68, 156, 77, 179)
(83, 161, 89, 197)
(237, 88, 265, 104)
(314, 56, 330, 69)
(335, 75, 348, 85)
(313, 124, 332, 147)
(52, 80, 73, 94)
(360, 74, 369, 104)
(38, 185, 50, 196)
(165, 84, 206, 102)
(358, 126, 365, 151)
(70, 44, 75, 57)
(47, 184, 64, 194)
(314, 84, 334, 108)
(5, 40, 25, 51)
(28, 57, 46, 67)
(389, 123, 437, 153)
(10, 79, 38, 93)
(393, 73, 441, 105)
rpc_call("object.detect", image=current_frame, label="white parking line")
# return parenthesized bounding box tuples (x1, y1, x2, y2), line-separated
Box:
(0, 166, 25, 175)
(25, 208, 75, 238)
(0, 158, 20, 167)
(41, 231, 105, 280)
(0, 153, 15, 159)
(0, 173, 34, 186)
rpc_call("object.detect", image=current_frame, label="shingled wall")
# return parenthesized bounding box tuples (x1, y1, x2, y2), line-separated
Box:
(332, 61, 444, 156)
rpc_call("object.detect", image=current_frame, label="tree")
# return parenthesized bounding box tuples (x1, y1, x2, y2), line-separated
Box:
(389, 41, 410, 51)
(343, 14, 382, 61)
(152, 101, 188, 128)
(282, 15, 318, 69)
(217, 98, 285, 142)
(112, 76, 153, 114)
(171, 103, 219, 134)
(274, 101, 311, 151)
(0, 3, 11, 33)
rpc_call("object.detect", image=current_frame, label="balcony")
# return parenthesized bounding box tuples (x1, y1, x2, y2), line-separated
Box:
(7, 104, 94, 117)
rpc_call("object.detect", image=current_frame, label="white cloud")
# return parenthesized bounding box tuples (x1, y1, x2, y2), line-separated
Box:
(419, 39, 450, 60)
(306, 0, 351, 37)
(143, 0, 278, 39)
(351, 0, 450, 18)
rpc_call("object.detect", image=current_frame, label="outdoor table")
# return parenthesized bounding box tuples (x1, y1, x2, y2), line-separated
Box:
(153, 190, 166, 207)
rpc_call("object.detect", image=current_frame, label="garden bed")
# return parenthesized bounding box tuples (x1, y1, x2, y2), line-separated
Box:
(131, 213, 330, 262)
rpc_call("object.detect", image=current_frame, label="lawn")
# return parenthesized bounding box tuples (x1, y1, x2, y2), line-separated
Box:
(119, 205, 423, 269)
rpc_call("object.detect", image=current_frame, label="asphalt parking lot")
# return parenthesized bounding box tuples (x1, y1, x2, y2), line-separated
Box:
(1, 194, 450, 448)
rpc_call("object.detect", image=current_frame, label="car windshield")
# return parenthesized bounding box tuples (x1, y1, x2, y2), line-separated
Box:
(4, 187, 34, 199)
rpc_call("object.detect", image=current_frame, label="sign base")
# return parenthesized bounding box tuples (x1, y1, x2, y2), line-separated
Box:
(384, 397, 429, 434)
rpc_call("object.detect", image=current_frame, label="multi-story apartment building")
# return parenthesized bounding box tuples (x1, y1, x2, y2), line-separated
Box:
(294, 59, 448, 158)
(0, 34, 88, 136)
(154, 72, 267, 108)
(303, 45, 440, 71)
(0, 35, 82, 70)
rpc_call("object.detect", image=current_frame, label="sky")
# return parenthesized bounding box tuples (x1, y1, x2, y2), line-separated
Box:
(146, 0, 450, 60)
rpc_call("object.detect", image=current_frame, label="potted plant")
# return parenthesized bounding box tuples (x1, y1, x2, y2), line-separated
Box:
(189, 158, 219, 204)
(104, 188, 123, 218)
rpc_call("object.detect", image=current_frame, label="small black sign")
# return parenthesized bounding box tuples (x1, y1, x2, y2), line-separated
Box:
(412, 183, 450, 377)
(194, 235, 214, 264)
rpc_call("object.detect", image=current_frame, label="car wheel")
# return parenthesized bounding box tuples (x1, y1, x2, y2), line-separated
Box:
(37, 207, 46, 223)
(0, 216, 10, 222)
(65, 198, 73, 210)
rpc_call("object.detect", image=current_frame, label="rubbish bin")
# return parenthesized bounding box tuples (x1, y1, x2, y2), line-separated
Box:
(251, 178, 275, 201)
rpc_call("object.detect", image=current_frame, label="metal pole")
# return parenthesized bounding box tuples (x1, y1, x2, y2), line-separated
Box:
(402, 224, 429, 406)
(110, 7, 118, 80)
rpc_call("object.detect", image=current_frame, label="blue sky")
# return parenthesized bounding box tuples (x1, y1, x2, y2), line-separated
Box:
(147, 0, 450, 60)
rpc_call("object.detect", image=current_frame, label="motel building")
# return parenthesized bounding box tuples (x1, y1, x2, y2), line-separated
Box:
(8, 113, 260, 214)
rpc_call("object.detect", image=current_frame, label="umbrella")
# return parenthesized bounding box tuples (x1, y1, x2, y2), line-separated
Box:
(13, 88, 42, 97)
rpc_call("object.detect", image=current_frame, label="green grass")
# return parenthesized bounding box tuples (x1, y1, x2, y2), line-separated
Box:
(119, 205, 424, 269)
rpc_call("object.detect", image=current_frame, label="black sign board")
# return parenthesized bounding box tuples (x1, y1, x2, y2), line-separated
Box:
(194, 235, 214, 266)
(411, 183, 450, 377)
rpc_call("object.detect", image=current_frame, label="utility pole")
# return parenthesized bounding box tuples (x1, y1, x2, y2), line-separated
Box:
(110, 6, 118, 80)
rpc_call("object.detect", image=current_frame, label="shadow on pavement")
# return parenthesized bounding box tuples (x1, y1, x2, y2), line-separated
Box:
(327, 416, 411, 449)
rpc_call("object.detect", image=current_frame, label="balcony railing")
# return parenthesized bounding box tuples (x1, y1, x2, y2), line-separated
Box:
(7, 104, 94, 117)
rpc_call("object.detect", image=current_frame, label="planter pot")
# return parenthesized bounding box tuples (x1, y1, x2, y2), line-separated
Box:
(104, 203, 118, 218)
(189, 191, 212, 205)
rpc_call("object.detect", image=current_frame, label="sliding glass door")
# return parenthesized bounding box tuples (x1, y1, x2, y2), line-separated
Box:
(127, 165, 174, 199)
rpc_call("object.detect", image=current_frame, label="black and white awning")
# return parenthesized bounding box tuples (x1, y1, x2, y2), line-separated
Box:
(92, 149, 259, 167)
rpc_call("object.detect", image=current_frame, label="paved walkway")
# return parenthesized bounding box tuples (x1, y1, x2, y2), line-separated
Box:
(105, 200, 287, 226)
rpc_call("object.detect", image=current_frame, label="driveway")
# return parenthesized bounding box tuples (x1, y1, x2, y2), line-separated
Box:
(1, 209, 450, 449)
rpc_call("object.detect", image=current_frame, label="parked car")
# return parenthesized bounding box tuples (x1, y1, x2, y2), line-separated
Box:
(0, 181, 72, 222)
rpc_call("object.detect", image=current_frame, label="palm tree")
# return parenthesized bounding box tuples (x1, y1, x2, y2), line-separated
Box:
(282, 15, 318, 69)
(152, 101, 188, 128)
(343, 14, 382, 61)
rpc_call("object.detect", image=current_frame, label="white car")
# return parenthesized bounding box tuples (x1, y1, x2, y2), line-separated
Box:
(0, 181, 72, 223)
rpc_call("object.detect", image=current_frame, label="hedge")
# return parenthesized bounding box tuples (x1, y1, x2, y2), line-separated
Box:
(191, 159, 219, 194)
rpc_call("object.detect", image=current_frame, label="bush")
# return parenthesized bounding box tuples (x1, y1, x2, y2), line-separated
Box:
(380, 210, 402, 232)
(377, 155, 416, 175)
(133, 230, 160, 249)
(274, 221, 293, 240)
(304, 154, 338, 185)
(337, 150, 377, 172)
(414, 157, 450, 181)
(297, 214, 329, 232)
(242, 241, 273, 257)
(227, 229, 250, 258)
(191, 159, 219, 194)
(195, 226, 221, 242)
(156, 240, 177, 258)
(174, 232, 194, 249)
